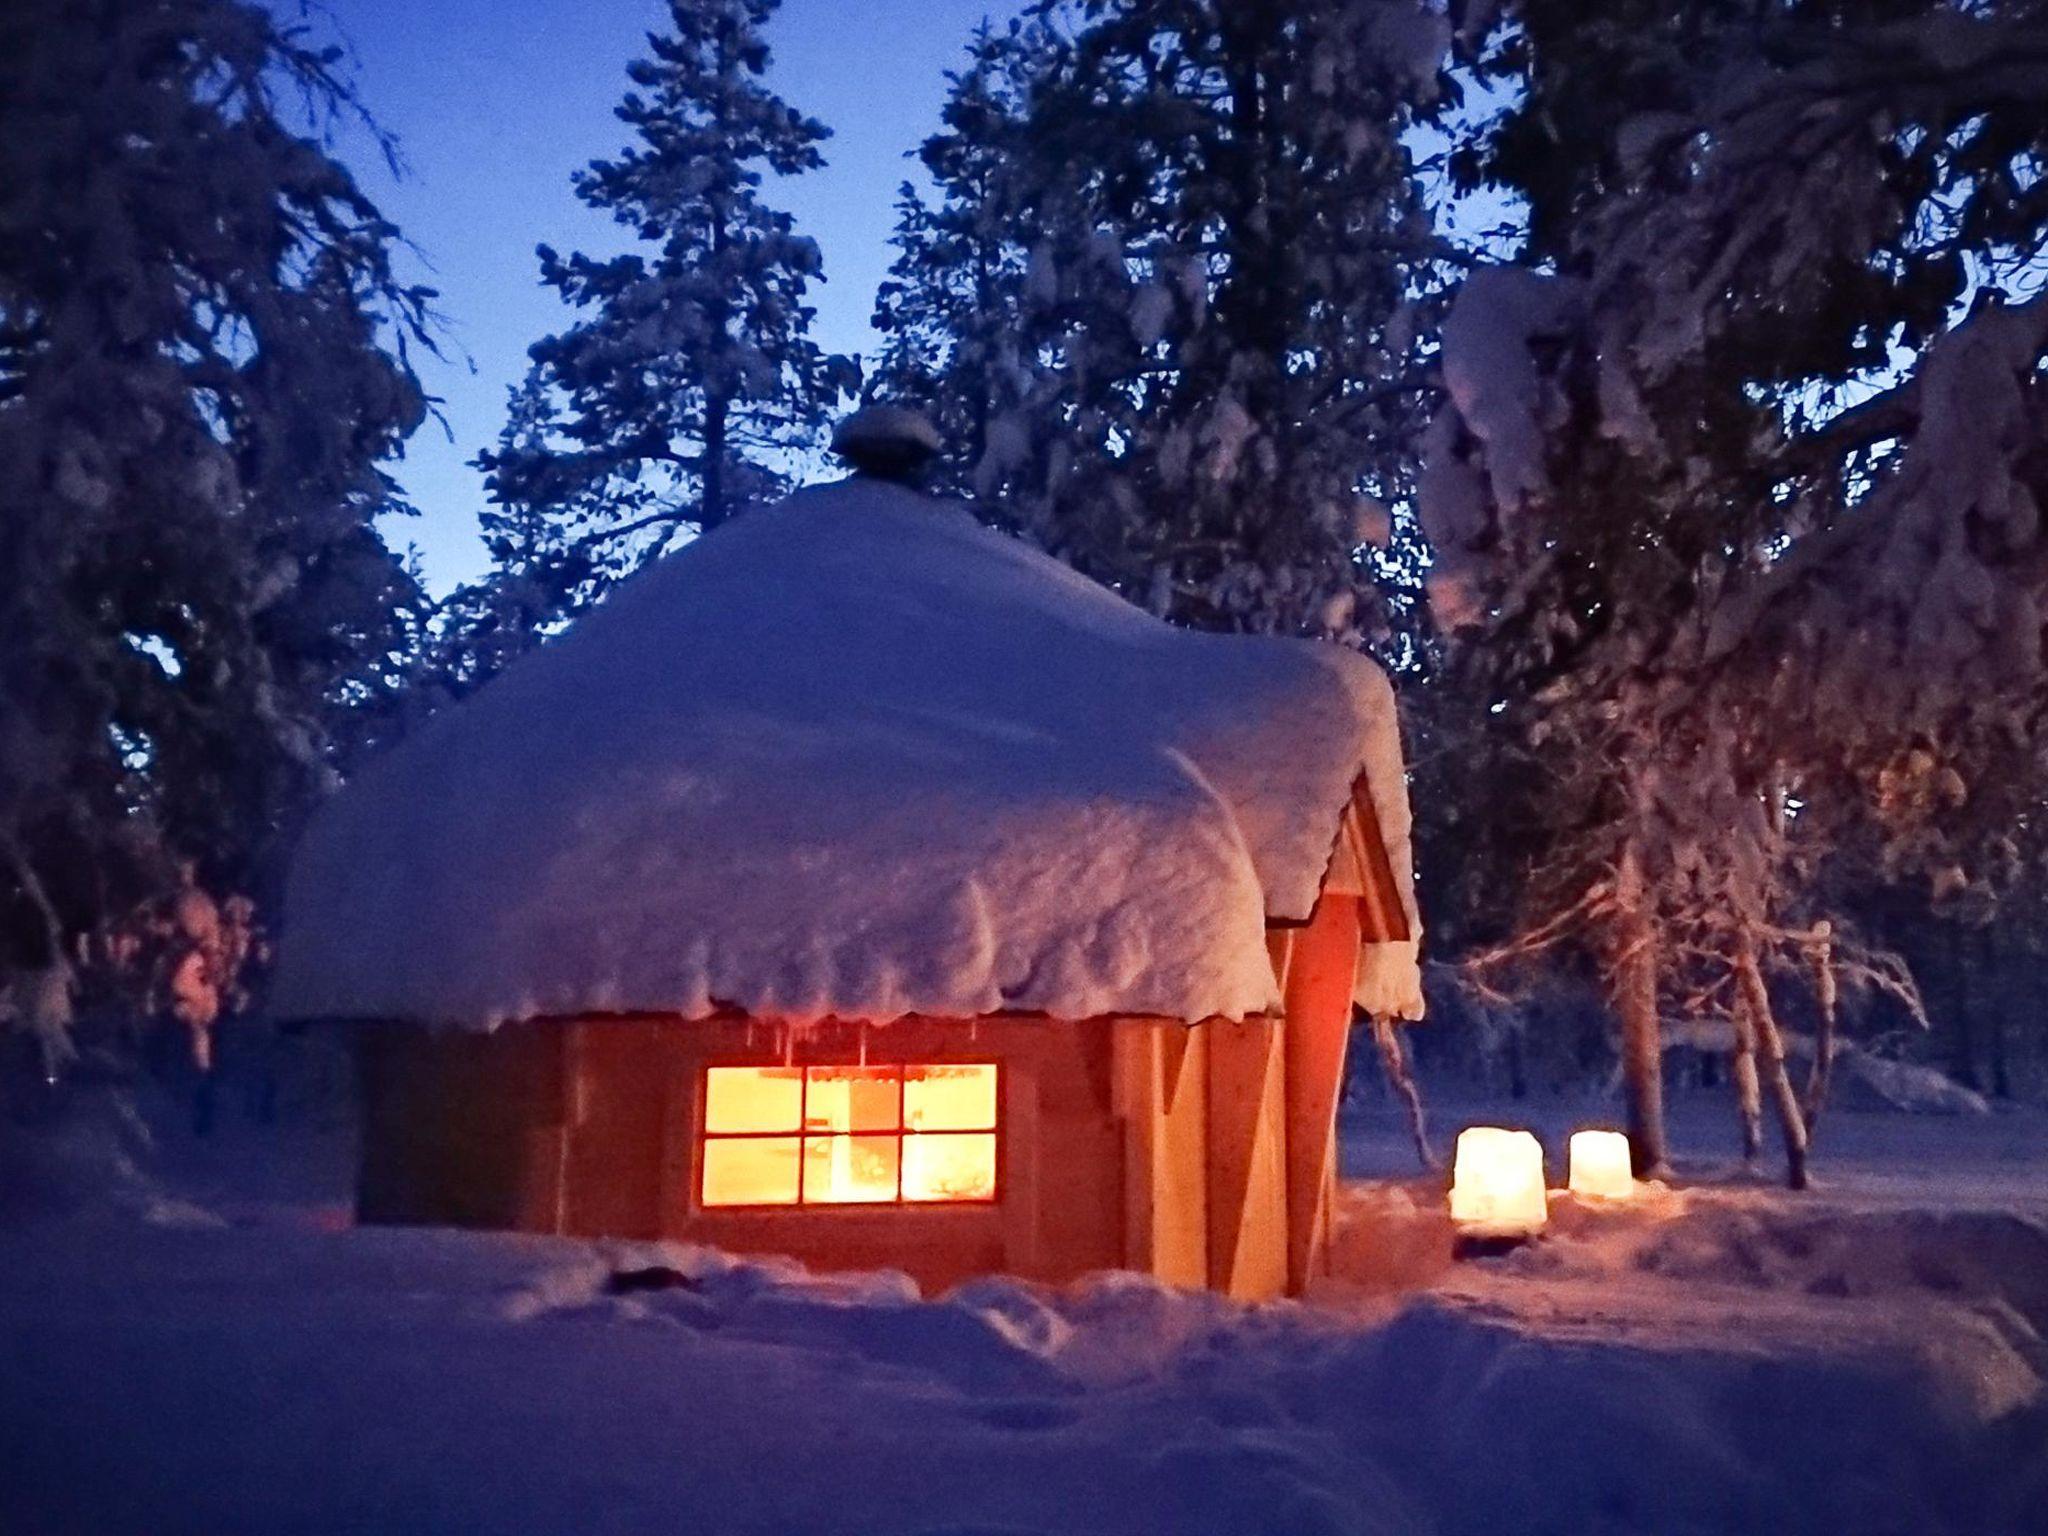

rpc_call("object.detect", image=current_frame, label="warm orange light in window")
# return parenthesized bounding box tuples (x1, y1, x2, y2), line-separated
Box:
(903, 1133, 995, 1201)
(804, 1068, 901, 1134)
(906, 1064, 996, 1131)
(701, 1064, 997, 1207)
(701, 1136, 801, 1205)
(704, 1066, 801, 1134)
(804, 1134, 901, 1202)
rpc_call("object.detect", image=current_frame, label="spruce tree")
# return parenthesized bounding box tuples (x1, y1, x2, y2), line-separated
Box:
(477, 0, 857, 622)
(973, 0, 1450, 642)
(869, 23, 1048, 493)
(0, 0, 431, 1072)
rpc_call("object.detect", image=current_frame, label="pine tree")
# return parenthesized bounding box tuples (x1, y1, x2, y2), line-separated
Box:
(0, 0, 431, 1072)
(974, 0, 1450, 642)
(476, 0, 857, 623)
(869, 23, 1048, 493)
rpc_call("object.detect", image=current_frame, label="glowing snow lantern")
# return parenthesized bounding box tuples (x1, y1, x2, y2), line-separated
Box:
(1448, 1127, 1548, 1235)
(1567, 1129, 1635, 1201)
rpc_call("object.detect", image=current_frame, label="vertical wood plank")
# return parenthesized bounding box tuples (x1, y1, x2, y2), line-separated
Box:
(1282, 894, 1363, 1290)
(1206, 1017, 1288, 1299)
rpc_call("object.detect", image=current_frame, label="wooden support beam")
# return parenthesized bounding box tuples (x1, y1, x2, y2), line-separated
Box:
(1347, 783, 1411, 944)
(1206, 1017, 1288, 1300)
(1281, 894, 1362, 1292)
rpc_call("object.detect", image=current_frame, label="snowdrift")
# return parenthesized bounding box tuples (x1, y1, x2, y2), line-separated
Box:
(4, 1125, 2044, 1536)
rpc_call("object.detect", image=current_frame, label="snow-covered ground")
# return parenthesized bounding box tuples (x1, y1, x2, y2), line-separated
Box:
(2, 1090, 2045, 1535)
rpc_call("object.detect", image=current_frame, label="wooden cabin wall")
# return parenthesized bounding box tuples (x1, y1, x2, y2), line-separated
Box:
(1023, 1020, 1127, 1281)
(561, 1018, 672, 1239)
(357, 1014, 1136, 1293)
(354, 982, 1354, 1303)
(1174, 891, 1365, 1301)
(1204, 1017, 1290, 1299)
(356, 1021, 565, 1231)
(1111, 1019, 1209, 1288)
(1280, 894, 1364, 1291)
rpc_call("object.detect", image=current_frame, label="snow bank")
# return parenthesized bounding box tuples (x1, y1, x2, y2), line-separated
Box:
(0, 1092, 226, 1231)
(270, 479, 1419, 1029)
(6, 1101, 2047, 1535)
(1451, 1186, 2048, 1424)
(5, 1186, 2043, 1536)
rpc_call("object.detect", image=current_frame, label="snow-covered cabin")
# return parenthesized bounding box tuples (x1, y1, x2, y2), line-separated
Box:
(269, 465, 1421, 1299)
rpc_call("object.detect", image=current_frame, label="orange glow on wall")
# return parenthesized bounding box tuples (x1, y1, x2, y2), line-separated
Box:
(700, 1064, 996, 1207)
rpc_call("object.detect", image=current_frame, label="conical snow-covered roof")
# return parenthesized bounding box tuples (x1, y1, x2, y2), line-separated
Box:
(269, 479, 1419, 1029)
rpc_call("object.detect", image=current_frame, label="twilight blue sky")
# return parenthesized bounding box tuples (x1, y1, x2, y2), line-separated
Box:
(330, 0, 1026, 593)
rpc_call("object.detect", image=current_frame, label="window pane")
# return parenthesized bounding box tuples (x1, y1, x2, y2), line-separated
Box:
(803, 1066, 901, 1134)
(702, 1137, 800, 1206)
(802, 1134, 900, 1203)
(904, 1064, 997, 1131)
(704, 1067, 802, 1133)
(903, 1133, 996, 1202)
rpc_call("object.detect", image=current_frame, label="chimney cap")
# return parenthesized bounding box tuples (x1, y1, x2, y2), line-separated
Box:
(832, 405, 944, 481)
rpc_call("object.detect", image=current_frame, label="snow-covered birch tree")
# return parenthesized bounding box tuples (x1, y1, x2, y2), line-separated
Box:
(1423, 0, 2048, 1181)
(475, 0, 857, 625)
(0, 0, 432, 1074)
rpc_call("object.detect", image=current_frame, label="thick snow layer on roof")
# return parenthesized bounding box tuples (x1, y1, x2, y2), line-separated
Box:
(270, 480, 1418, 1029)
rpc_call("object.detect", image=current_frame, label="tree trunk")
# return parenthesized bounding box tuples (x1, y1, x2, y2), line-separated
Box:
(1979, 926, 2012, 1100)
(1729, 998, 1763, 1164)
(1369, 1013, 1435, 1170)
(1735, 930, 1809, 1190)
(1612, 844, 1668, 1177)
(1946, 921, 1981, 1090)
(971, 221, 995, 470)
(1800, 921, 1838, 1133)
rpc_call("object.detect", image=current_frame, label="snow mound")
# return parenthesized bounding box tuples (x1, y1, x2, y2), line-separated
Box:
(445, 1214, 2048, 1533)
(270, 479, 1418, 1030)
(6, 1181, 2047, 1536)
(1440, 1186, 2048, 1427)
(0, 1091, 222, 1230)
(1836, 1048, 1992, 1115)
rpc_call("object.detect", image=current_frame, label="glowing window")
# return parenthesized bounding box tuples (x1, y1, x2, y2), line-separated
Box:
(700, 1064, 997, 1207)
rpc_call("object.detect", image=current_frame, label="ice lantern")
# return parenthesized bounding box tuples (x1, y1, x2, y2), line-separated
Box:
(1568, 1129, 1635, 1200)
(1448, 1127, 1549, 1235)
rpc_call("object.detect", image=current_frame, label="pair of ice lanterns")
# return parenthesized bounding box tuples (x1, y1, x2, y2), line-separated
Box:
(1448, 1126, 1635, 1237)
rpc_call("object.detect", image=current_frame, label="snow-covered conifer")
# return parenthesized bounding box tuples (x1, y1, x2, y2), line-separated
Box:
(476, 0, 857, 622)
(869, 23, 1053, 494)
(0, 0, 431, 1072)
(974, 0, 1450, 641)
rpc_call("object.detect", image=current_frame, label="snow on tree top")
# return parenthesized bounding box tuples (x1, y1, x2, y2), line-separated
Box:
(268, 479, 1418, 1031)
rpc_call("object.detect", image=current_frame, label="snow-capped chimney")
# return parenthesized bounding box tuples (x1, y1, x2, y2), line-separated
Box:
(831, 405, 943, 484)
